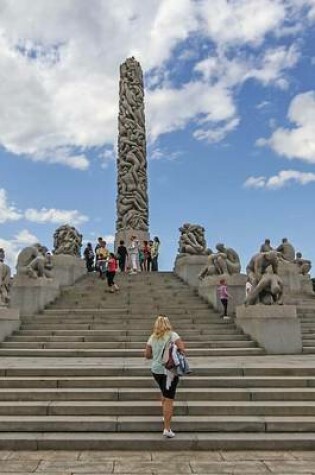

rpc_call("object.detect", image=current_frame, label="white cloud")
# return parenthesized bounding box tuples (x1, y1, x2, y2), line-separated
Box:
(0, 188, 88, 225)
(99, 149, 116, 169)
(0, 0, 312, 163)
(14, 229, 39, 245)
(194, 44, 300, 89)
(257, 91, 315, 163)
(0, 188, 22, 223)
(197, 0, 287, 47)
(147, 82, 236, 141)
(244, 169, 315, 189)
(193, 117, 240, 143)
(149, 148, 181, 161)
(244, 176, 267, 188)
(24, 208, 88, 225)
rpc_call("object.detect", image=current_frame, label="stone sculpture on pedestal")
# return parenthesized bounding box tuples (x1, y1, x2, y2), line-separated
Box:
(53, 225, 82, 256)
(178, 223, 207, 255)
(199, 243, 241, 279)
(0, 250, 11, 307)
(294, 252, 312, 275)
(115, 57, 149, 247)
(245, 251, 283, 305)
(277, 238, 295, 262)
(16, 244, 52, 279)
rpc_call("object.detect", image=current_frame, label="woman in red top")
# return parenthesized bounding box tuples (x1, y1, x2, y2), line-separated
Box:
(107, 253, 119, 293)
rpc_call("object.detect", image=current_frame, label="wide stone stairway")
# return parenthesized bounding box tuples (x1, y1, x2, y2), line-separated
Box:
(287, 293, 315, 354)
(1, 271, 315, 450)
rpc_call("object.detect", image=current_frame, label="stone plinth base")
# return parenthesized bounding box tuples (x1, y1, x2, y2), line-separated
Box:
(10, 277, 60, 317)
(198, 274, 247, 315)
(236, 304, 302, 354)
(278, 261, 314, 298)
(0, 307, 20, 342)
(52, 255, 86, 287)
(174, 254, 209, 289)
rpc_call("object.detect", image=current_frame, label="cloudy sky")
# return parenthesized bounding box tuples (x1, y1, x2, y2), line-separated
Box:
(1, 0, 315, 272)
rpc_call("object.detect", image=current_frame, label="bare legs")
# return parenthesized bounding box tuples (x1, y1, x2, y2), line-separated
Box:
(161, 396, 174, 431)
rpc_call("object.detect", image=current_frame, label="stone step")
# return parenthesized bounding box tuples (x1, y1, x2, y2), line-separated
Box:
(20, 322, 237, 330)
(20, 316, 222, 324)
(0, 375, 313, 388)
(7, 333, 250, 342)
(0, 347, 263, 357)
(1, 431, 315, 450)
(0, 415, 314, 432)
(0, 340, 256, 350)
(303, 347, 315, 354)
(15, 328, 245, 336)
(42, 308, 214, 316)
(1, 386, 315, 401)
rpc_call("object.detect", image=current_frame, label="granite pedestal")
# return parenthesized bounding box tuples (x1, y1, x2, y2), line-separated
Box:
(174, 254, 209, 289)
(198, 274, 247, 315)
(52, 255, 86, 287)
(236, 304, 302, 354)
(10, 276, 60, 317)
(0, 307, 20, 341)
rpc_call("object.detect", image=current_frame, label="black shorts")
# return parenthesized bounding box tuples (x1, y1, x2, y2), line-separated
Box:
(152, 372, 179, 400)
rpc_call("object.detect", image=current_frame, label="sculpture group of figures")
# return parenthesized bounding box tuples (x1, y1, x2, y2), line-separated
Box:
(178, 224, 312, 306)
(116, 57, 149, 232)
(0, 249, 11, 307)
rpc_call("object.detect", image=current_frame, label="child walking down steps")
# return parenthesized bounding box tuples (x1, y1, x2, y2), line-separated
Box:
(107, 253, 119, 293)
(217, 279, 232, 320)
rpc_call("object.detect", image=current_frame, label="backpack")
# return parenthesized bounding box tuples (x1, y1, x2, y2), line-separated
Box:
(162, 337, 191, 374)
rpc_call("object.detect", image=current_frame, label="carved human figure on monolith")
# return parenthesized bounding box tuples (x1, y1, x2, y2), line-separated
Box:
(294, 252, 312, 275)
(199, 243, 241, 279)
(53, 225, 82, 256)
(116, 57, 149, 246)
(16, 244, 53, 279)
(245, 251, 283, 305)
(0, 249, 11, 306)
(178, 223, 207, 255)
(277, 238, 295, 262)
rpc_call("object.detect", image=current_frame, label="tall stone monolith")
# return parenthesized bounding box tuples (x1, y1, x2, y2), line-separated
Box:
(115, 57, 150, 250)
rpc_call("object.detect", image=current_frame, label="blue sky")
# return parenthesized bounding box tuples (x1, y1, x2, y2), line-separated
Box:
(1, 0, 315, 273)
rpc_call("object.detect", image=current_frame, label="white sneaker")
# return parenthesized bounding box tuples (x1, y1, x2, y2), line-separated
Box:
(129, 271, 137, 275)
(223, 316, 231, 320)
(163, 429, 175, 438)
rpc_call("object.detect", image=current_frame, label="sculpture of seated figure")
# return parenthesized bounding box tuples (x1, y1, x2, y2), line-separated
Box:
(0, 250, 11, 307)
(259, 238, 273, 253)
(245, 251, 283, 305)
(178, 223, 207, 255)
(276, 237, 295, 262)
(294, 252, 312, 275)
(16, 244, 53, 279)
(199, 243, 241, 279)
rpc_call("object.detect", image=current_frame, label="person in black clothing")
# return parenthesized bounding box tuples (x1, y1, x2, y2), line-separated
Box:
(83, 243, 95, 272)
(117, 240, 128, 272)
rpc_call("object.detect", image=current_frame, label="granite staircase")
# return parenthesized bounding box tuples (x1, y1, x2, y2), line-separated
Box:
(1, 272, 315, 449)
(288, 293, 315, 354)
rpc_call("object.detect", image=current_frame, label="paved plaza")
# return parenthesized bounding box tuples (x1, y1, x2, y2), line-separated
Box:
(1, 449, 315, 474)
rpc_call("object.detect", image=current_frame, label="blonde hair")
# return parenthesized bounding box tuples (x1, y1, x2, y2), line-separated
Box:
(152, 315, 172, 339)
